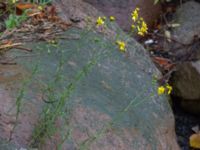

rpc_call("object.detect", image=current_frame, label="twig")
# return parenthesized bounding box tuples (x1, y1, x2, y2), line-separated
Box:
(0, 29, 17, 40)
(15, 46, 32, 52)
(0, 43, 23, 50)
(158, 67, 176, 85)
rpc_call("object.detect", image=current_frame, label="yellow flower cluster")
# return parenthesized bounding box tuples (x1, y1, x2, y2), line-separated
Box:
(131, 8, 140, 22)
(95, 9, 148, 53)
(158, 84, 173, 95)
(131, 7, 148, 36)
(116, 40, 126, 52)
(96, 15, 115, 27)
(137, 20, 148, 36)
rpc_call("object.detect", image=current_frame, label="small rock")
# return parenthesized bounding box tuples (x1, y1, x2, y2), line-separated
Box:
(144, 39, 154, 45)
(172, 1, 200, 45)
(192, 125, 199, 133)
(171, 61, 200, 114)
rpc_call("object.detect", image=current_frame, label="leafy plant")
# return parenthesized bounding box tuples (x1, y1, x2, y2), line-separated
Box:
(25, 0, 52, 4)
(5, 11, 27, 29)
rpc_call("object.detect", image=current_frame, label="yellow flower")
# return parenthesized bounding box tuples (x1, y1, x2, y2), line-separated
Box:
(137, 21, 148, 36)
(38, 5, 43, 11)
(109, 16, 115, 21)
(166, 84, 172, 95)
(96, 17, 105, 26)
(116, 40, 126, 52)
(137, 26, 144, 36)
(158, 86, 165, 95)
(131, 7, 140, 22)
(12, 0, 18, 3)
(141, 21, 148, 31)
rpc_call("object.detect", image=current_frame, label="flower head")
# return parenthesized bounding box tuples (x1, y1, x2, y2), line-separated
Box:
(38, 5, 43, 11)
(131, 7, 140, 22)
(131, 24, 135, 30)
(109, 16, 115, 21)
(157, 86, 165, 95)
(116, 40, 126, 52)
(137, 20, 148, 36)
(96, 17, 105, 27)
(157, 84, 172, 95)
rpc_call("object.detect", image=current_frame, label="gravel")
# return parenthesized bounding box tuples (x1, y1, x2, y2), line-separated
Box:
(172, 100, 200, 150)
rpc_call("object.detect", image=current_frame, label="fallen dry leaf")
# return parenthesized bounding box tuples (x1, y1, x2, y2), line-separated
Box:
(16, 3, 38, 15)
(152, 56, 175, 71)
(16, 3, 36, 10)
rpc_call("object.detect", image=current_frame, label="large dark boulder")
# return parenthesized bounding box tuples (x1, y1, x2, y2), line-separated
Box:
(0, 0, 179, 149)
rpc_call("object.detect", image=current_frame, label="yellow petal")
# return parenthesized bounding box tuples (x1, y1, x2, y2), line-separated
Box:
(158, 86, 165, 95)
(166, 84, 172, 95)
